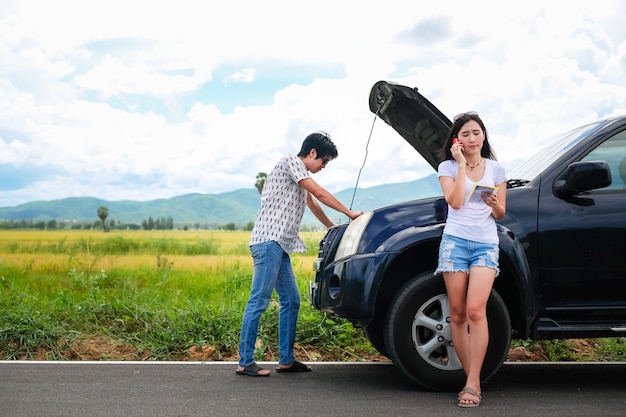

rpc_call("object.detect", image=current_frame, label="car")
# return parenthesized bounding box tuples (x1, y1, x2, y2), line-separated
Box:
(309, 80, 626, 391)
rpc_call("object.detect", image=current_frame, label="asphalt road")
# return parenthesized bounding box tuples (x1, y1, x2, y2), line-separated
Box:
(1, 361, 625, 417)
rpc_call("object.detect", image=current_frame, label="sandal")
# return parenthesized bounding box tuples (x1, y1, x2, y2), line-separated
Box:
(457, 387, 481, 408)
(235, 363, 270, 377)
(275, 360, 312, 373)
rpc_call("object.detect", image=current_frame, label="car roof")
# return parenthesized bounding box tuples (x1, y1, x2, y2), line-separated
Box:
(368, 80, 452, 170)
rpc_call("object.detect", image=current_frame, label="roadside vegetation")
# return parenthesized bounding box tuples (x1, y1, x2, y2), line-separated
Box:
(0, 230, 624, 362)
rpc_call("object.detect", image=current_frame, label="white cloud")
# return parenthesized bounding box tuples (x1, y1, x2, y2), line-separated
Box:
(224, 69, 256, 84)
(0, 0, 625, 208)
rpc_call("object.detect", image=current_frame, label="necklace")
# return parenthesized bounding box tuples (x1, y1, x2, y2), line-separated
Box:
(466, 158, 483, 171)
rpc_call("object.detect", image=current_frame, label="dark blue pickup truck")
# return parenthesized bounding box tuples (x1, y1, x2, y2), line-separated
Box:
(309, 80, 626, 391)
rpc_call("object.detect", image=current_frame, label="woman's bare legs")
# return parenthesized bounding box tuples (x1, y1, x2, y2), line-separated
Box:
(444, 266, 496, 406)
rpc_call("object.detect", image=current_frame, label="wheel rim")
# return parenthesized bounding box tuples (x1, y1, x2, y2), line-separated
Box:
(411, 294, 463, 371)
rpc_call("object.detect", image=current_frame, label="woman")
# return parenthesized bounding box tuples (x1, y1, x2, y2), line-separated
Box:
(435, 112, 507, 407)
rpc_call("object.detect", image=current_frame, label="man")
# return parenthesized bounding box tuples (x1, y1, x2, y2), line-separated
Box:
(236, 131, 363, 377)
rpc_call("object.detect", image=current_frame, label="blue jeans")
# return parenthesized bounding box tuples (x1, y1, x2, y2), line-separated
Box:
(435, 234, 500, 276)
(238, 241, 301, 367)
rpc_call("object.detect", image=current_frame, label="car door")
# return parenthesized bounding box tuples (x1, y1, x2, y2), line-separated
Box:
(537, 129, 626, 321)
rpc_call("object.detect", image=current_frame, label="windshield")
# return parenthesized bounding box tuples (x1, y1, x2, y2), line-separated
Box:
(507, 121, 605, 186)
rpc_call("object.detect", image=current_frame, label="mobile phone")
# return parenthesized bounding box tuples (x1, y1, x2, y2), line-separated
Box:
(452, 138, 459, 144)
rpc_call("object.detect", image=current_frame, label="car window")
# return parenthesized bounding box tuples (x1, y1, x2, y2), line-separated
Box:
(507, 121, 604, 184)
(581, 130, 626, 190)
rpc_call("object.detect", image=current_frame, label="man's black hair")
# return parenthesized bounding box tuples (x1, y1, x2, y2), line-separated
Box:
(297, 131, 338, 160)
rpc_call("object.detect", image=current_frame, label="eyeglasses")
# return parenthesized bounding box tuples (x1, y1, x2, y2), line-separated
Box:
(321, 157, 331, 166)
(453, 111, 479, 122)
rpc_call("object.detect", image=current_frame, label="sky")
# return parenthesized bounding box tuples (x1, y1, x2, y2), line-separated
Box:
(1, 0, 626, 208)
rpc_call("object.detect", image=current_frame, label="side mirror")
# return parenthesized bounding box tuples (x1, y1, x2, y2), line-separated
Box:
(553, 160, 612, 198)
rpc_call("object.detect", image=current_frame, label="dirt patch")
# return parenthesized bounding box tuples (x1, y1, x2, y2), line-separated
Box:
(201, 338, 599, 363)
(63, 336, 149, 361)
(506, 339, 598, 362)
(4, 337, 598, 363)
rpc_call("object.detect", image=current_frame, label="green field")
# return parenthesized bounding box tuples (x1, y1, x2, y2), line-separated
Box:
(0, 230, 379, 361)
(1, 230, 623, 363)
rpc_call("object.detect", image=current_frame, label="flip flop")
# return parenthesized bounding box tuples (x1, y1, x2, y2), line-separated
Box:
(235, 363, 270, 377)
(275, 360, 312, 373)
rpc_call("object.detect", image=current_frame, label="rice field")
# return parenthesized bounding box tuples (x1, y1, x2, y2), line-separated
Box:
(0, 229, 379, 361)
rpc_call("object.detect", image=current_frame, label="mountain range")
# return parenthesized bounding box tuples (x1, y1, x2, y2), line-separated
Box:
(0, 174, 441, 227)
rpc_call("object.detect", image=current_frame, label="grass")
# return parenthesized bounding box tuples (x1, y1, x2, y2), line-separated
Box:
(0, 229, 623, 362)
(0, 230, 378, 361)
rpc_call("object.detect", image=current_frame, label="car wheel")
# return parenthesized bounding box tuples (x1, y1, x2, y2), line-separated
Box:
(384, 271, 511, 391)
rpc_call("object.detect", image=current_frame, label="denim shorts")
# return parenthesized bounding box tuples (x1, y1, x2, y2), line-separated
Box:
(435, 234, 500, 276)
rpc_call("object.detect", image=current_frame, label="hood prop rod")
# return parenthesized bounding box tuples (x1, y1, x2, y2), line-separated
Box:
(349, 107, 380, 212)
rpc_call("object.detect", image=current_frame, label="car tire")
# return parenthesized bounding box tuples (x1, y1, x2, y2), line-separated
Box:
(384, 271, 511, 391)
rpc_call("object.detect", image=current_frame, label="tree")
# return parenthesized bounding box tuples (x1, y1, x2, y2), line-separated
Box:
(97, 206, 109, 232)
(255, 172, 267, 194)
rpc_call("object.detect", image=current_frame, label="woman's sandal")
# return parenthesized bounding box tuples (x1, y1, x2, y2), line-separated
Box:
(457, 387, 482, 408)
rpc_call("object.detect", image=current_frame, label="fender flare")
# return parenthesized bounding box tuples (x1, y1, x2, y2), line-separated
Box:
(496, 224, 536, 337)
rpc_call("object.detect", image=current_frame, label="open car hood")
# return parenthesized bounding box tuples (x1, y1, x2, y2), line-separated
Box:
(369, 80, 452, 170)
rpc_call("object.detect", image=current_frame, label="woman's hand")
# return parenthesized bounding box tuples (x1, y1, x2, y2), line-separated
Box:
(451, 139, 466, 166)
(481, 192, 498, 208)
(482, 182, 507, 219)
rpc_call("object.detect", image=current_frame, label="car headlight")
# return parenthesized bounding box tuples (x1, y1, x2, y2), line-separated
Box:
(333, 211, 373, 262)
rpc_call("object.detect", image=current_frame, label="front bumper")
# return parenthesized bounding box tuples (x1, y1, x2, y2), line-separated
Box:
(309, 251, 395, 321)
